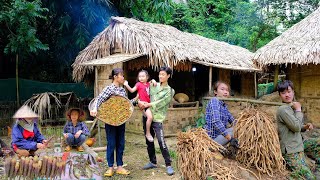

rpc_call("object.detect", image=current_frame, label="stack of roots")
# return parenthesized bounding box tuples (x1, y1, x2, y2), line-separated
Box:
(177, 128, 238, 180)
(5, 155, 66, 179)
(234, 107, 286, 177)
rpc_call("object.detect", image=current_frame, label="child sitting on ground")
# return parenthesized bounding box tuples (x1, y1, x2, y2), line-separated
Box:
(11, 105, 48, 157)
(63, 107, 89, 152)
(124, 70, 154, 142)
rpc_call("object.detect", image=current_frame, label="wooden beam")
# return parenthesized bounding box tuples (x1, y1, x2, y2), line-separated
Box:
(91, 146, 107, 152)
(82, 143, 98, 158)
(254, 72, 257, 98)
(94, 67, 102, 147)
(273, 65, 279, 91)
(209, 66, 212, 96)
(203, 97, 285, 106)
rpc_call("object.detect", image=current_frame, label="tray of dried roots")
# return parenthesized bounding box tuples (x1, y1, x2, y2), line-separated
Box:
(96, 96, 134, 126)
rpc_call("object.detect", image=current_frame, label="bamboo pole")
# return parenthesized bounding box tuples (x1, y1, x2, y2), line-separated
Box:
(126, 130, 177, 138)
(16, 54, 20, 107)
(273, 65, 279, 91)
(94, 67, 102, 147)
(82, 143, 98, 158)
(91, 146, 107, 152)
(209, 66, 212, 96)
(254, 72, 257, 98)
(203, 97, 285, 106)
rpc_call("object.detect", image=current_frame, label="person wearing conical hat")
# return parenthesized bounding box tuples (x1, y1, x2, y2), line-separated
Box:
(11, 105, 48, 157)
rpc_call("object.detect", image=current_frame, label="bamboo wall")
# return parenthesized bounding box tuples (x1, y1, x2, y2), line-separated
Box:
(241, 73, 255, 97)
(96, 63, 123, 96)
(218, 69, 255, 97)
(287, 64, 320, 126)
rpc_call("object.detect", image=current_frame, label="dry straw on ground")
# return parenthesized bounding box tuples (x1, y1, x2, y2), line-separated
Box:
(234, 107, 286, 177)
(177, 128, 239, 180)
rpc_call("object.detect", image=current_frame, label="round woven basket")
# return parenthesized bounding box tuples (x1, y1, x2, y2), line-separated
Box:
(90, 96, 134, 126)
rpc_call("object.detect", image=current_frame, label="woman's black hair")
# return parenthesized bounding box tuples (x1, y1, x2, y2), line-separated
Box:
(109, 68, 124, 80)
(159, 66, 172, 76)
(277, 80, 294, 94)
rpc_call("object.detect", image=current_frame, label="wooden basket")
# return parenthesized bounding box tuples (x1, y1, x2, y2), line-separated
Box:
(96, 96, 134, 126)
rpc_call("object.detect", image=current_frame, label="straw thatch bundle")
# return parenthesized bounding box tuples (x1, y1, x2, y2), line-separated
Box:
(253, 7, 320, 68)
(23, 92, 75, 120)
(72, 17, 258, 82)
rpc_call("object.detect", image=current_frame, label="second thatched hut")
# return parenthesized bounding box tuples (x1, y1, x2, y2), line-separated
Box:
(254, 7, 320, 125)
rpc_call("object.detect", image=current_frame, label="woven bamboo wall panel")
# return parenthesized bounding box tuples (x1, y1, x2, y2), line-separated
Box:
(96, 63, 123, 95)
(301, 77, 320, 97)
(241, 73, 255, 97)
(219, 69, 231, 85)
(300, 98, 320, 127)
(287, 65, 301, 97)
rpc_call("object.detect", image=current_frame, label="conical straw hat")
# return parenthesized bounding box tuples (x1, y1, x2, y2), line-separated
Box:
(12, 105, 39, 119)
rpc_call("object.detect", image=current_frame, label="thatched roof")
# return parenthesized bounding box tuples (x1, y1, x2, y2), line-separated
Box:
(72, 17, 258, 82)
(253, 7, 320, 67)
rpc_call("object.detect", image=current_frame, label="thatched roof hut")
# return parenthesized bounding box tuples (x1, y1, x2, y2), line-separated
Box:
(72, 17, 259, 82)
(253, 7, 320, 67)
(253, 7, 320, 126)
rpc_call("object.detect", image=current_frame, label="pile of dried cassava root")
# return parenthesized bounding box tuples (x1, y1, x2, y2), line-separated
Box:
(177, 128, 239, 180)
(5, 155, 66, 179)
(234, 107, 286, 177)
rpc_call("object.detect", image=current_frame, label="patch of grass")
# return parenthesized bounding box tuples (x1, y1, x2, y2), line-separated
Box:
(155, 148, 177, 160)
(289, 167, 314, 180)
(169, 150, 177, 160)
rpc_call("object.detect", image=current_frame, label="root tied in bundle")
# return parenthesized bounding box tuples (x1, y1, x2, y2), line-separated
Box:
(177, 128, 238, 180)
(234, 107, 286, 177)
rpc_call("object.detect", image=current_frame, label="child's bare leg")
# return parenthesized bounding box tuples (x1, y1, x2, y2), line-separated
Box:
(145, 108, 154, 142)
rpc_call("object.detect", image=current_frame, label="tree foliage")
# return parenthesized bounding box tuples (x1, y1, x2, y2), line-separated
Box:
(0, 0, 48, 55)
(0, 0, 319, 82)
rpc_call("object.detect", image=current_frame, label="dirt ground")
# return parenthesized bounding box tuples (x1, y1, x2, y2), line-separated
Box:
(0, 131, 180, 180)
(0, 130, 291, 180)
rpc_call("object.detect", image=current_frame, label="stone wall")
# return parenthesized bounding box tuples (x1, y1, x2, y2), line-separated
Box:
(127, 106, 199, 135)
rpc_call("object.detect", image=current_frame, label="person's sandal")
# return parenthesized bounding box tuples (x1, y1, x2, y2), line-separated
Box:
(146, 135, 154, 142)
(104, 169, 114, 177)
(65, 146, 72, 152)
(116, 168, 130, 175)
(77, 146, 84, 152)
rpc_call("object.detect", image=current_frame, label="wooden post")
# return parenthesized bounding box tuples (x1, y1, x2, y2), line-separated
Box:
(209, 66, 212, 96)
(273, 65, 279, 91)
(94, 67, 102, 147)
(16, 54, 20, 107)
(254, 72, 257, 98)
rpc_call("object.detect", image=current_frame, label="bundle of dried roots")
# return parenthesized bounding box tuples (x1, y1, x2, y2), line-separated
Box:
(5, 155, 66, 179)
(234, 107, 286, 177)
(177, 128, 238, 180)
